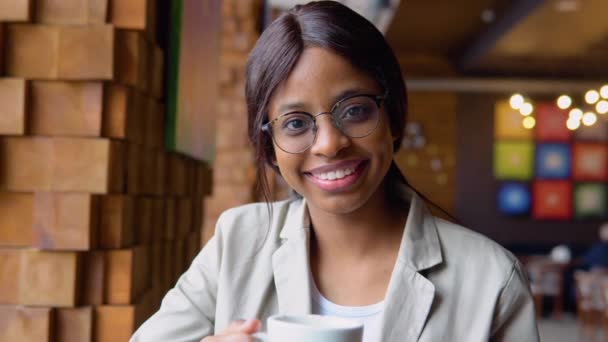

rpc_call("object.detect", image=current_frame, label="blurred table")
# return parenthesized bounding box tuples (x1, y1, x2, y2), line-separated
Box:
(524, 256, 570, 319)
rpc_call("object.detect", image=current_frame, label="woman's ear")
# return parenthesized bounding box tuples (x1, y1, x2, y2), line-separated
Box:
(269, 157, 280, 173)
(391, 134, 401, 152)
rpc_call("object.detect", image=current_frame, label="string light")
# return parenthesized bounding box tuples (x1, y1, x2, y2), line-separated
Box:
(582, 112, 598, 126)
(566, 117, 581, 130)
(557, 95, 572, 109)
(519, 102, 534, 116)
(569, 108, 583, 120)
(601, 85, 608, 99)
(585, 90, 600, 104)
(509, 94, 525, 110)
(506, 87, 608, 131)
(522, 117, 536, 129)
(596, 100, 608, 114)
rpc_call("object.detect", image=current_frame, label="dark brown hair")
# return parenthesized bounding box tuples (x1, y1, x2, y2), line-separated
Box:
(246, 1, 411, 204)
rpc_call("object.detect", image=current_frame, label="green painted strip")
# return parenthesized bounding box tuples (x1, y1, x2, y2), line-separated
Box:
(165, 0, 184, 150)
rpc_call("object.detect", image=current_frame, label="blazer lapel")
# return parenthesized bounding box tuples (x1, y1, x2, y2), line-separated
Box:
(380, 193, 443, 341)
(272, 199, 312, 315)
(380, 264, 436, 341)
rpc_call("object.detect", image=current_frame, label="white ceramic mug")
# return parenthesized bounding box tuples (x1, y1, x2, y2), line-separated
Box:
(252, 314, 363, 342)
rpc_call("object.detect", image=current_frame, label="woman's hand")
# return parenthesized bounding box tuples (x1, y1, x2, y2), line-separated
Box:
(201, 319, 261, 341)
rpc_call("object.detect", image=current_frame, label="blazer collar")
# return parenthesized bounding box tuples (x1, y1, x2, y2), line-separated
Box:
(272, 198, 312, 314)
(380, 190, 442, 341)
(398, 190, 443, 271)
(272, 193, 443, 340)
(279, 197, 309, 240)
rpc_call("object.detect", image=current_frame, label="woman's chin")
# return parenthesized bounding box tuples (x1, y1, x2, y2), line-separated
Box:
(305, 192, 374, 216)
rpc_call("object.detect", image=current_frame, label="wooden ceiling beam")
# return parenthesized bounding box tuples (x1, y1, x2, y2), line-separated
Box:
(458, 0, 543, 71)
(406, 77, 603, 94)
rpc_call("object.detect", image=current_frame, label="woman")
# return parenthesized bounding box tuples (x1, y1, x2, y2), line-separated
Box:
(132, 2, 539, 341)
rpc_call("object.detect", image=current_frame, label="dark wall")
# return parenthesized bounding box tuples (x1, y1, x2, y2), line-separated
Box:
(456, 94, 601, 247)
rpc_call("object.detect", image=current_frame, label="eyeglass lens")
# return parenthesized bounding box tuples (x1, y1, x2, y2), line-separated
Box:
(271, 95, 381, 153)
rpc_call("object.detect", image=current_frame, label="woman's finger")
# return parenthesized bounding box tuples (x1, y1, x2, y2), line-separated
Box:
(201, 333, 255, 342)
(219, 319, 261, 335)
(201, 332, 256, 342)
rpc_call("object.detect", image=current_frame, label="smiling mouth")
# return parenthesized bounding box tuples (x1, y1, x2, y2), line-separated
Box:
(307, 161, 365, 181)
(303, 160, 369, 192)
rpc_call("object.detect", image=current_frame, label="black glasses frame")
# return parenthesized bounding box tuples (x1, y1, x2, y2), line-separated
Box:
(261, 93, 387, 154)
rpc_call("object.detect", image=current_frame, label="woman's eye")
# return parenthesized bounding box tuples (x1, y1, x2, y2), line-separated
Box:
(286, 119, 305, 130)
(341, 105, 370, 121)
(280, 115, 311, 135)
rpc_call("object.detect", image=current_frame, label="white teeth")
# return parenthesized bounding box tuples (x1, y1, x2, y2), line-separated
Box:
(314, 167, 356, 181)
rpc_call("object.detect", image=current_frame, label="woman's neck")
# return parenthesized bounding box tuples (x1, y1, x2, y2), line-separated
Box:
(307, 186, 407, 260)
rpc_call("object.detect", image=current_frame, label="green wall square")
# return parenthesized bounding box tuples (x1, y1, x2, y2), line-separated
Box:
(574, 183, 608, 218)
(494, 141, 534, 180)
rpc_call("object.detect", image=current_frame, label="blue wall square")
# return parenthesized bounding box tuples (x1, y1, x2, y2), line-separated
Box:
(535, 143, 571, 179)
(498, 182, 531, 215)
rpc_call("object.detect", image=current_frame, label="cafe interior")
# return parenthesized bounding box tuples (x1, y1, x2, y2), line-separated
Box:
(1, 0, 608, 341)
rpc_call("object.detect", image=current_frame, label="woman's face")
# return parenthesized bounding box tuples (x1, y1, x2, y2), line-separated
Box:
(267, 47, 396, 215)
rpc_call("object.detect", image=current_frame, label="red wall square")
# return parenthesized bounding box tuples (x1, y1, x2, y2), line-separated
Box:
(532, 180, 572, 219)
(535, 103, 571, 142)
(572, 143, 608, 181)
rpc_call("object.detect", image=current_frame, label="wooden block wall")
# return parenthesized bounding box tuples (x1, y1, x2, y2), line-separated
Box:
(35, 0, 107, 25)
(0, 306, 53, 341)
(0, 1, 212, 340)
(202, 0, 263, 245)
(55, 307, 94, 342)
(0, 78, 27, 134)
(0, 1, 32, 22)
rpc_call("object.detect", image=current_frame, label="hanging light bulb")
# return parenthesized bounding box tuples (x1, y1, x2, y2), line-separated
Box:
(522, 116, 536, 129)
(519, 102, 534, 116)
(600, 85, 608, 99)
(585, 90, 600, 104)
(557, 95, 572, 109)
(596, 100, 608, 114)
(509, 94, 525, 110)
(566, 117, 581, 130)
(582, 112, 598, 126)
(569, 108, 583, 120)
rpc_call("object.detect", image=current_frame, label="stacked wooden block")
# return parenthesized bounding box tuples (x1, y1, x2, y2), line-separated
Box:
(203, 0, 278, 245)
(0, 1, 210, 341)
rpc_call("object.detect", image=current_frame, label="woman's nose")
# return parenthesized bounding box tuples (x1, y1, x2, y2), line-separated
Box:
(309, 114, 351, 158)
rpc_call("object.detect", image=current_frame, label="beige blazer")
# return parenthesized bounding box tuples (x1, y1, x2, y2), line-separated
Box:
(131, 194, 539, 341)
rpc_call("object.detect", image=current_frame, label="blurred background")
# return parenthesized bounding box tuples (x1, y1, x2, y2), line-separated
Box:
(0, 0, 607, 341)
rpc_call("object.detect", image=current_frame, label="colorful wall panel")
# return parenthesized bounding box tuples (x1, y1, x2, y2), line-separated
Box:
(494, 100, 608, 220)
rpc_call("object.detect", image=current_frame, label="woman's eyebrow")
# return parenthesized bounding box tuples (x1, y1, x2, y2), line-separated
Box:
(277, 101, 307, 114)
(277, 87, 377, 114)
(331, 88, 376, 105)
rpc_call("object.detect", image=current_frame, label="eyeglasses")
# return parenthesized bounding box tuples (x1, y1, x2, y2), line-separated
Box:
(262, 93, 386, 154)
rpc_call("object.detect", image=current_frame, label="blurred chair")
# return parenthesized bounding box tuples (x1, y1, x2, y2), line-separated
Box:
(574, 270, 605, 341)
(599, 276, 608, 342)
(526, 257, 567, 319)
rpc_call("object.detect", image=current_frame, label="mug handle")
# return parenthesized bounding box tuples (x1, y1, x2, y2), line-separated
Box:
(252, 332, 268, 342)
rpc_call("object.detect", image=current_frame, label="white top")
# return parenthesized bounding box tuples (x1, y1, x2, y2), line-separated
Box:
(310, 278, 384, 342)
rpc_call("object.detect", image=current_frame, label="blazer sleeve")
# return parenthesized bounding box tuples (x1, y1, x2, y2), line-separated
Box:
(490, 260, 540, 342)
(130, 222, 223, 342)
